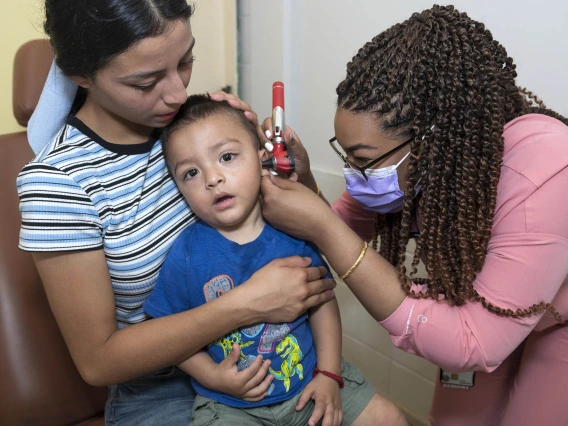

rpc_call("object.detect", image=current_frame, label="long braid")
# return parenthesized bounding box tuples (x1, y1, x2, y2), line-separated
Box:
(339, 5, 565, 321)
(520, 87, 546, 109)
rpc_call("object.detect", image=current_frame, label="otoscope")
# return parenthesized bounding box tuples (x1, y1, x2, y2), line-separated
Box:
(261, 82, 295, 175)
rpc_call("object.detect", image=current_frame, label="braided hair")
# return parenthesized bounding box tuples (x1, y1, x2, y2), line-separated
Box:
(337, 5, 566, 321)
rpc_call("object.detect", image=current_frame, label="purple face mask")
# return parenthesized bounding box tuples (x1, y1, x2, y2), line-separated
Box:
(343, 152, 410, 214)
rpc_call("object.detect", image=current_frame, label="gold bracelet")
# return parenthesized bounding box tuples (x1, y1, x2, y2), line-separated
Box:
(316, 184, 321, 197)
(338, 241, 368, 280)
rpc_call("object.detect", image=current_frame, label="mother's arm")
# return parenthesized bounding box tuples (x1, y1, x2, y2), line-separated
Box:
(34, 249, 333, 386)
(261, 167, 568, 372)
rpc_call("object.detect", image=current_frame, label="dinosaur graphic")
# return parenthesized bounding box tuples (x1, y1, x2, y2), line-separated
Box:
(269, 334, 304, 392)
(210, 330, 254, 371)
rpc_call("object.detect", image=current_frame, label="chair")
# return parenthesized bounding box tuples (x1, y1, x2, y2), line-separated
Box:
(0, 39, 107, 426)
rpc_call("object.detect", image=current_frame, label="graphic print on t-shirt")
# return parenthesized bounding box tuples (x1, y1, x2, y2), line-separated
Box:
(203, 274, 305, 393)
(203, 274, 234, 302)
(144, 221, 323, 407)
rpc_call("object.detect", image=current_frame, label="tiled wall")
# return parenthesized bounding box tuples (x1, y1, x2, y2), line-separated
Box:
(315, 171, 436, 426)
(335, 266, 436, 426)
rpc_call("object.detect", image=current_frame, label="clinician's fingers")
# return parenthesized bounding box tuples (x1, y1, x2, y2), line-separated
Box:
(261, 117, 273, 135)
(258, 118, 274, 152)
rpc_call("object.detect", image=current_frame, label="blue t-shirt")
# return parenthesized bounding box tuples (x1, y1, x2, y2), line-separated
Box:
(144, 221, 332, 408)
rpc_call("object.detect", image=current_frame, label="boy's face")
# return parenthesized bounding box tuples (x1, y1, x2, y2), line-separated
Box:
(168, 114, 265, 230)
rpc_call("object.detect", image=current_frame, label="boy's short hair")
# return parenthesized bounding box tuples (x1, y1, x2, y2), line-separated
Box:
(162, 94, 261, 168)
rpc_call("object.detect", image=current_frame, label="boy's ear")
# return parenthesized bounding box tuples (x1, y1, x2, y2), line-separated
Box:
(258, 148, 269, 162)
(69, 75, 93, 89)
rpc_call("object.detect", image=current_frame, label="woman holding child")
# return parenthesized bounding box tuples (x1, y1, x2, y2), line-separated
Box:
(20, 0, 404, 425)
(261, 5, 568, 426)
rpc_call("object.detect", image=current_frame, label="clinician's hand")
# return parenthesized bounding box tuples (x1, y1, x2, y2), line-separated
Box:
(258, 118, 317, 192)
(260, 172, 336, 243)
(209, 91, 258, 126)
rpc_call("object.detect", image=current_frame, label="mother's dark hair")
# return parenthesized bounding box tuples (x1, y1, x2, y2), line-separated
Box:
(44, 0, 193, 78)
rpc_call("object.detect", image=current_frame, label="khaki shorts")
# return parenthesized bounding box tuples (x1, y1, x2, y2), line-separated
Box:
(190, 358, 376, 426)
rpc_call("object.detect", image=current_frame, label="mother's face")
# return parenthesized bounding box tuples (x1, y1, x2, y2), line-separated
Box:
(73, 19, 194, 129)
(333, 108, 412, 191)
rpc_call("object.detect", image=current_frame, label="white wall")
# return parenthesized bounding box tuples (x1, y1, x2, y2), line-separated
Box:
(240, 0, 568, 180)
(237, 1, 283, 118)
(239, 1, 567, 424)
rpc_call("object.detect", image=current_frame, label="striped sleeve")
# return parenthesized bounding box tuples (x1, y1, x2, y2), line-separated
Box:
(17, 162, 103, 252)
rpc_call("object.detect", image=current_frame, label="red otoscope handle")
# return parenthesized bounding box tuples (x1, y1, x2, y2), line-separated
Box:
(273, 81, 285, 111)
(262, 82, 295, 174)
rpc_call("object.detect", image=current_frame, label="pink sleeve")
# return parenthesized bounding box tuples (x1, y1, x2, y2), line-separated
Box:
(380, 164, 568, 373)
(331, 190, 376, 242)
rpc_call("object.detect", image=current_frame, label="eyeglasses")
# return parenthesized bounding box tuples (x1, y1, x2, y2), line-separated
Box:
(329, 136, 413, 181)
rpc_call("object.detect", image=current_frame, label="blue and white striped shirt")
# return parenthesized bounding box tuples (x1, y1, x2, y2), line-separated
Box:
(17, 116, 196, 327)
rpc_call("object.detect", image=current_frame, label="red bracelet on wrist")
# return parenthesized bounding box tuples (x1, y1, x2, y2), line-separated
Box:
(313, 368, 344, 388)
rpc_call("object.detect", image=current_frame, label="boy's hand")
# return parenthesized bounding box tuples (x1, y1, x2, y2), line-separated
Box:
(296, 374, 343, 426)
(210, 344, 274, 402)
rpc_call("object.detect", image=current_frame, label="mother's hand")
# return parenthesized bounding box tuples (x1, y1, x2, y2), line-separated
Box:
(237, 256, 336, 324)
(260, 173, 336, 243)
(209, 91, 258, 126)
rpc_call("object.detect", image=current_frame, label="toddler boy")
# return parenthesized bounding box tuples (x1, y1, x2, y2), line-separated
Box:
(144, 95, 377, 426)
